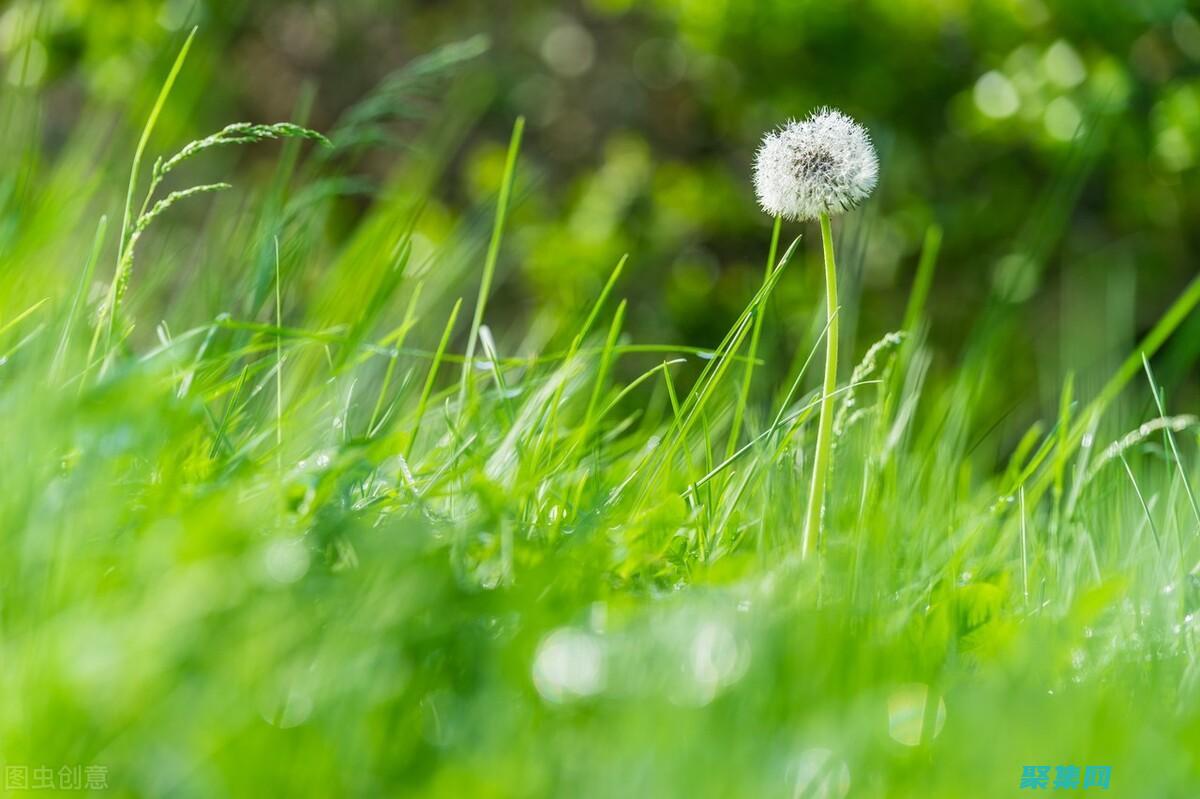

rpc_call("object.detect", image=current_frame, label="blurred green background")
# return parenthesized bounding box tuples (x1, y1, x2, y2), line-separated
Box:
(4, 0, 1200, 443)
(4, 4, 1200, 796)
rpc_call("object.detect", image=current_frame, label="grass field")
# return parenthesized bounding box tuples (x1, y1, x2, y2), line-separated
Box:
(2, 29, 1200, 798)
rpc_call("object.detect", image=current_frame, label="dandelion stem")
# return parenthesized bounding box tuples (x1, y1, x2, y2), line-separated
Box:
(802, 211, 839, 560)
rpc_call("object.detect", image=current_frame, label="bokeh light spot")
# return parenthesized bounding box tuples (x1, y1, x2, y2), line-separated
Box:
(974, 71, 1019, 119)
(789, 748, 851, 799)
(541, 21, 595, 78)
(264, 538, 310, 584)
(532, 628, 605, 703)
(886, 683, 946, 746)
(1044, 96, 1082, 141)
(1043, 40, 1086, 88)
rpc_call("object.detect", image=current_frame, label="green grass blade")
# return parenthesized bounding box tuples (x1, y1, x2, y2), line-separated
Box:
(458, 116, 525, 411)
(92, 27, 197, 371)
(728, 215, 782, 459)
(52, 215, 107, 379)
(409, 298, 463, 461)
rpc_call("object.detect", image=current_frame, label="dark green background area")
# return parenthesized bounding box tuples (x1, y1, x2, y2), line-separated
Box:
(7, 0, 1200, 424)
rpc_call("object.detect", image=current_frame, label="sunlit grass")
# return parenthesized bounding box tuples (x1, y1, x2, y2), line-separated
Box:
(1, 34, 1199, 798)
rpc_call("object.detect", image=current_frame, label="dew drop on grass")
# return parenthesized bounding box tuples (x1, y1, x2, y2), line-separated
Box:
(789, 748, 851, 799)
(483, 614, 520, 641)
(473, 559, 504, 590)
(886, 683, 946, 746)
(532, 628, 605, 703)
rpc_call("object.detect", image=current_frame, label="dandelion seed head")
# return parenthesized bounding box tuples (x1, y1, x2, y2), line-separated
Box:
(753, 108, 878, 221)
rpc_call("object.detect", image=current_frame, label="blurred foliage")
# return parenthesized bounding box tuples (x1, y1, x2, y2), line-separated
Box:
(6, 0, 1199, 348)
(1, 2, 1200, 797)
(0, 0, 1194, 491)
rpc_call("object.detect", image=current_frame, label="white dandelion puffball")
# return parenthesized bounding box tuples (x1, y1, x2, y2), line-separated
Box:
(753, 108, 878, 221)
